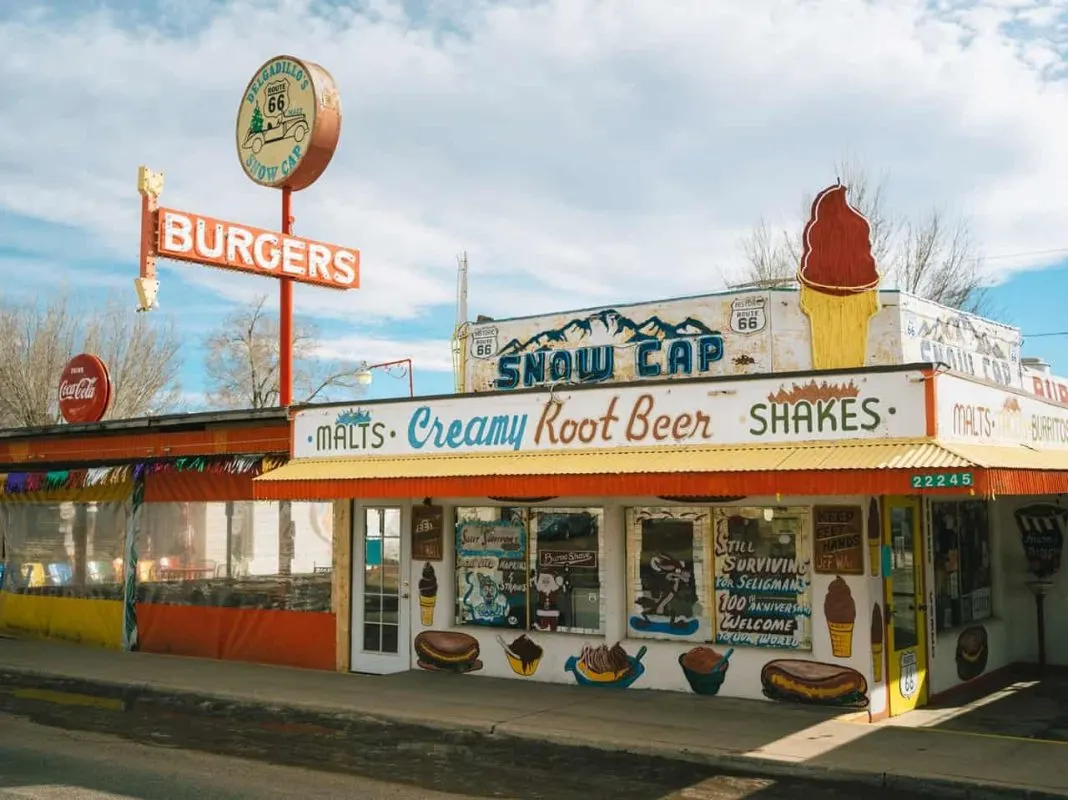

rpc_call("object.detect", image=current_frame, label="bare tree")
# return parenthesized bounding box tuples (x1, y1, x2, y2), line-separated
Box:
(203, 295, 361, 409)
(0, 293, 182, 427)
(738, 157, 987, 313)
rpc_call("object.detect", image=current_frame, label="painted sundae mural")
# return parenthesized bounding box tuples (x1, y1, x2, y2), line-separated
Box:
(565, 641, 647, 688)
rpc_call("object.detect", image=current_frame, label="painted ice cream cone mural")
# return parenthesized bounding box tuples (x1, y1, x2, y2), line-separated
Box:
(824, 577, 856, 658)
(867, 498, 881, 577)
(871, 604, 884, 683)
(797, 183, 881, 370)
(418, 562, 438, 626)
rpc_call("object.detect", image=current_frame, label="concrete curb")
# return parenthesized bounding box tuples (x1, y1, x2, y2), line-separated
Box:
(0, 667, 1064, 800)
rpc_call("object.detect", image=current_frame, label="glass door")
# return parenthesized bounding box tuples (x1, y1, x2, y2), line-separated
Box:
(350, 505, 411, 674)
(884, 496, 928, 715)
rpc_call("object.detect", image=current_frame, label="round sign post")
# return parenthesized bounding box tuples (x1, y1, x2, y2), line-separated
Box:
(58, 354, 113, 424)
(235, 55, 342, 406)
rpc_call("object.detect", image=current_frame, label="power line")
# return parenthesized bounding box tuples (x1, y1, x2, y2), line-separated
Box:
(983, 246, 1068, 263)
(1025, 331, 1068, 338)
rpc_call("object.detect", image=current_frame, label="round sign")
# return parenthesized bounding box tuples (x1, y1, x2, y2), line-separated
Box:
(235, 55, 342, 192)
(58, 354, 112, 424)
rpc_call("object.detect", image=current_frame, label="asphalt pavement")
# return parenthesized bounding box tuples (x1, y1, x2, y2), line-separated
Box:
(0, 707, 969, 800)
(0, 713, 464, 799)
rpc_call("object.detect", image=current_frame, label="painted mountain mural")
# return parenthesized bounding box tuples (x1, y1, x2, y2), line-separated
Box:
(495, 308, 722, 356)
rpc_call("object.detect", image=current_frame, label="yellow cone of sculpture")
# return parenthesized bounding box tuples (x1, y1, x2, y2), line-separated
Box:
(797, 184, 881, 370)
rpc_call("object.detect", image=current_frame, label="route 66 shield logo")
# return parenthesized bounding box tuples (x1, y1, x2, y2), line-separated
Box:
(730, 296, 767, 335)
(899, 650, 918, 699)
(470, 326, 499, 360)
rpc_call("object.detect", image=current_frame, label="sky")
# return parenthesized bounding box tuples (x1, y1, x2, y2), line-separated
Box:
(0, 0, 1066, 408)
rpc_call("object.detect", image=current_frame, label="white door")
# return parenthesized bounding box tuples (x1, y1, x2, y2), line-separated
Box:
(351, 505, 412, 674)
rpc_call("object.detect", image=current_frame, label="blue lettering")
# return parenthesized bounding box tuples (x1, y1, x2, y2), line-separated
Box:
(667, 339, 692, 375)
(576, 346, 613, 383)
(464, 417, 486, 445)
(698, 335, 724, 370)
(549, 350, 572, 382)
(497, 356, 520, 389)
(407, 407, 434, 449)
(446, 419, 464, 448)
(522, 352, 546, 387)
(408, 407, 527, 452)
(636, 340, 662, 378)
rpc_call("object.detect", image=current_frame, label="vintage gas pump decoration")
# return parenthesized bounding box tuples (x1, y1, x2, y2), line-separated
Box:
(136, 55, 355, 405)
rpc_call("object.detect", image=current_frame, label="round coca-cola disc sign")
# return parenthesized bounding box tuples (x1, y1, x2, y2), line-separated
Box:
(58, 354, 112, 424)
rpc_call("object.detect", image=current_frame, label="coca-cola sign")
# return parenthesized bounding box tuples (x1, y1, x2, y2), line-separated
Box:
(58, 354, 112, 424)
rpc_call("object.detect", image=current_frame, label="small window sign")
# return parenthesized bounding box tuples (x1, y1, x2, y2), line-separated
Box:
(910, 472, 974, 490)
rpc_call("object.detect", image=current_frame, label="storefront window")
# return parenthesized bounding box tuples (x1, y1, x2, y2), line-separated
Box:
(625, 508, 712, 641)
(138, 501, 333, 612)
(713, 507, 813, 650)
(455, 506, 604, 634)
(932, 501, 992, 632)
(0, 502, 127, 600)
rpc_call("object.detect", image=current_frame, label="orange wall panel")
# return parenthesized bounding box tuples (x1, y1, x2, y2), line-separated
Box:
(136, 603, 335, 671)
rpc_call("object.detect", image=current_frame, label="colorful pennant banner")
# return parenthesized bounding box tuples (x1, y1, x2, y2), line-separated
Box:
(0, 454, 285, 498)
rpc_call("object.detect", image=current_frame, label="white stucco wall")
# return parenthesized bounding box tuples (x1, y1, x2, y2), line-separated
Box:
(400, 494, 883, 712)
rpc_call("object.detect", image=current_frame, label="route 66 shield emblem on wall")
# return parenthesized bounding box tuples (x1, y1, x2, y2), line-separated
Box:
(730, 296, 767, 335)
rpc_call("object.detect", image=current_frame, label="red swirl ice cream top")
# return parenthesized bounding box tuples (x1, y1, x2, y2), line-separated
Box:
(797, 184, 879, 295)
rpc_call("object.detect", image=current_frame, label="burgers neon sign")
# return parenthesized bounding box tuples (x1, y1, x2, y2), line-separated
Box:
(136, 54, 355, 405)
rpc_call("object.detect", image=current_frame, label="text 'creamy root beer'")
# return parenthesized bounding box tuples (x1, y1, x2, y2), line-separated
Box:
(58, 354, 112, 424)
(157, 208, 359, 291)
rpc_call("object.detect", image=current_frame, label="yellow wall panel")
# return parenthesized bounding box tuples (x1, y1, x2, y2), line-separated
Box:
(0, 592, 123, 649)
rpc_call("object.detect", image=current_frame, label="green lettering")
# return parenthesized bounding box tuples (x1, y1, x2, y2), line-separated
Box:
(749, 404, 768, 436)
(860, 398, 881, 431)
(816, 398, 838, 431)
(840, 398, 858, 431)
(770, 402, 790, 434)
(792, 401, 813, 435)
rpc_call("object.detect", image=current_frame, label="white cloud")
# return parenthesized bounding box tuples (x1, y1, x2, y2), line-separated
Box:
(313, 334, 455, 373)
(0, 0, 1065, 328)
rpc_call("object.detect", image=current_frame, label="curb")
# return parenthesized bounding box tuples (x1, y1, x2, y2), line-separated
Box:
(0, 667, 1064, 800)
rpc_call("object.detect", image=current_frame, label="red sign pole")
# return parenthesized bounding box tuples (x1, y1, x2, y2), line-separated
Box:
(280, 186, 294, 408)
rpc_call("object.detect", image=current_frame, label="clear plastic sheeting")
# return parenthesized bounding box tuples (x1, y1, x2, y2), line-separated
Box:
(137, 501, 333, 612)
(0, 502, 128, 600)
(0, 500, 333, 612)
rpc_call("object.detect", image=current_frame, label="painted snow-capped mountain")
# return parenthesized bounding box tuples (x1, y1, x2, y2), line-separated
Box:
(495, 308, 721, 356)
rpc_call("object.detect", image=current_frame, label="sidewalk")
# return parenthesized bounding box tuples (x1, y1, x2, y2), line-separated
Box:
(1, 637, 1065, 799)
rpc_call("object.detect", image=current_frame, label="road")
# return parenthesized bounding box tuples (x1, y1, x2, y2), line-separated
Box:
(0, 707, 953, 800)
(0, 713, 464, 800)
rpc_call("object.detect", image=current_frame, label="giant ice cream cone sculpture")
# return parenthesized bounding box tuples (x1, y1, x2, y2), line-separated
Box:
(871, 604, 884, 683)
(825, 576, 856, 659)
(418, 562, 438, 626)
(797, 184, 881, 370)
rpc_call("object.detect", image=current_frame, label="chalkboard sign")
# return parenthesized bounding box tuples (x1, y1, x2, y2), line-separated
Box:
(412, 504, 444, 561)
(813, 505, 864, 575)
(1014, 503, 1066, 579)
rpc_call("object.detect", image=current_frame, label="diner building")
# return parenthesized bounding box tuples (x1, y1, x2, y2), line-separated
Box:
(251, 283, 1068, 721)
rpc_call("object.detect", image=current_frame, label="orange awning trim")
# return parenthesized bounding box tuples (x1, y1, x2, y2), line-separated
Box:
(253, 439, 1037, 501)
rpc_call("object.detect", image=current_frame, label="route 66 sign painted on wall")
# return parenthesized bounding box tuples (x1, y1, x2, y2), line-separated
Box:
(899, 650, 919, 699)
(730, 296, 767, 335)
(236, 55, 342, 192)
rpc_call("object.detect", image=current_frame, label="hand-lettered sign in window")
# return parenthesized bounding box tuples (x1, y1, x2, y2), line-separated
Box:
(812, 505, 864, 576)
(713, 508, 812, 650)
